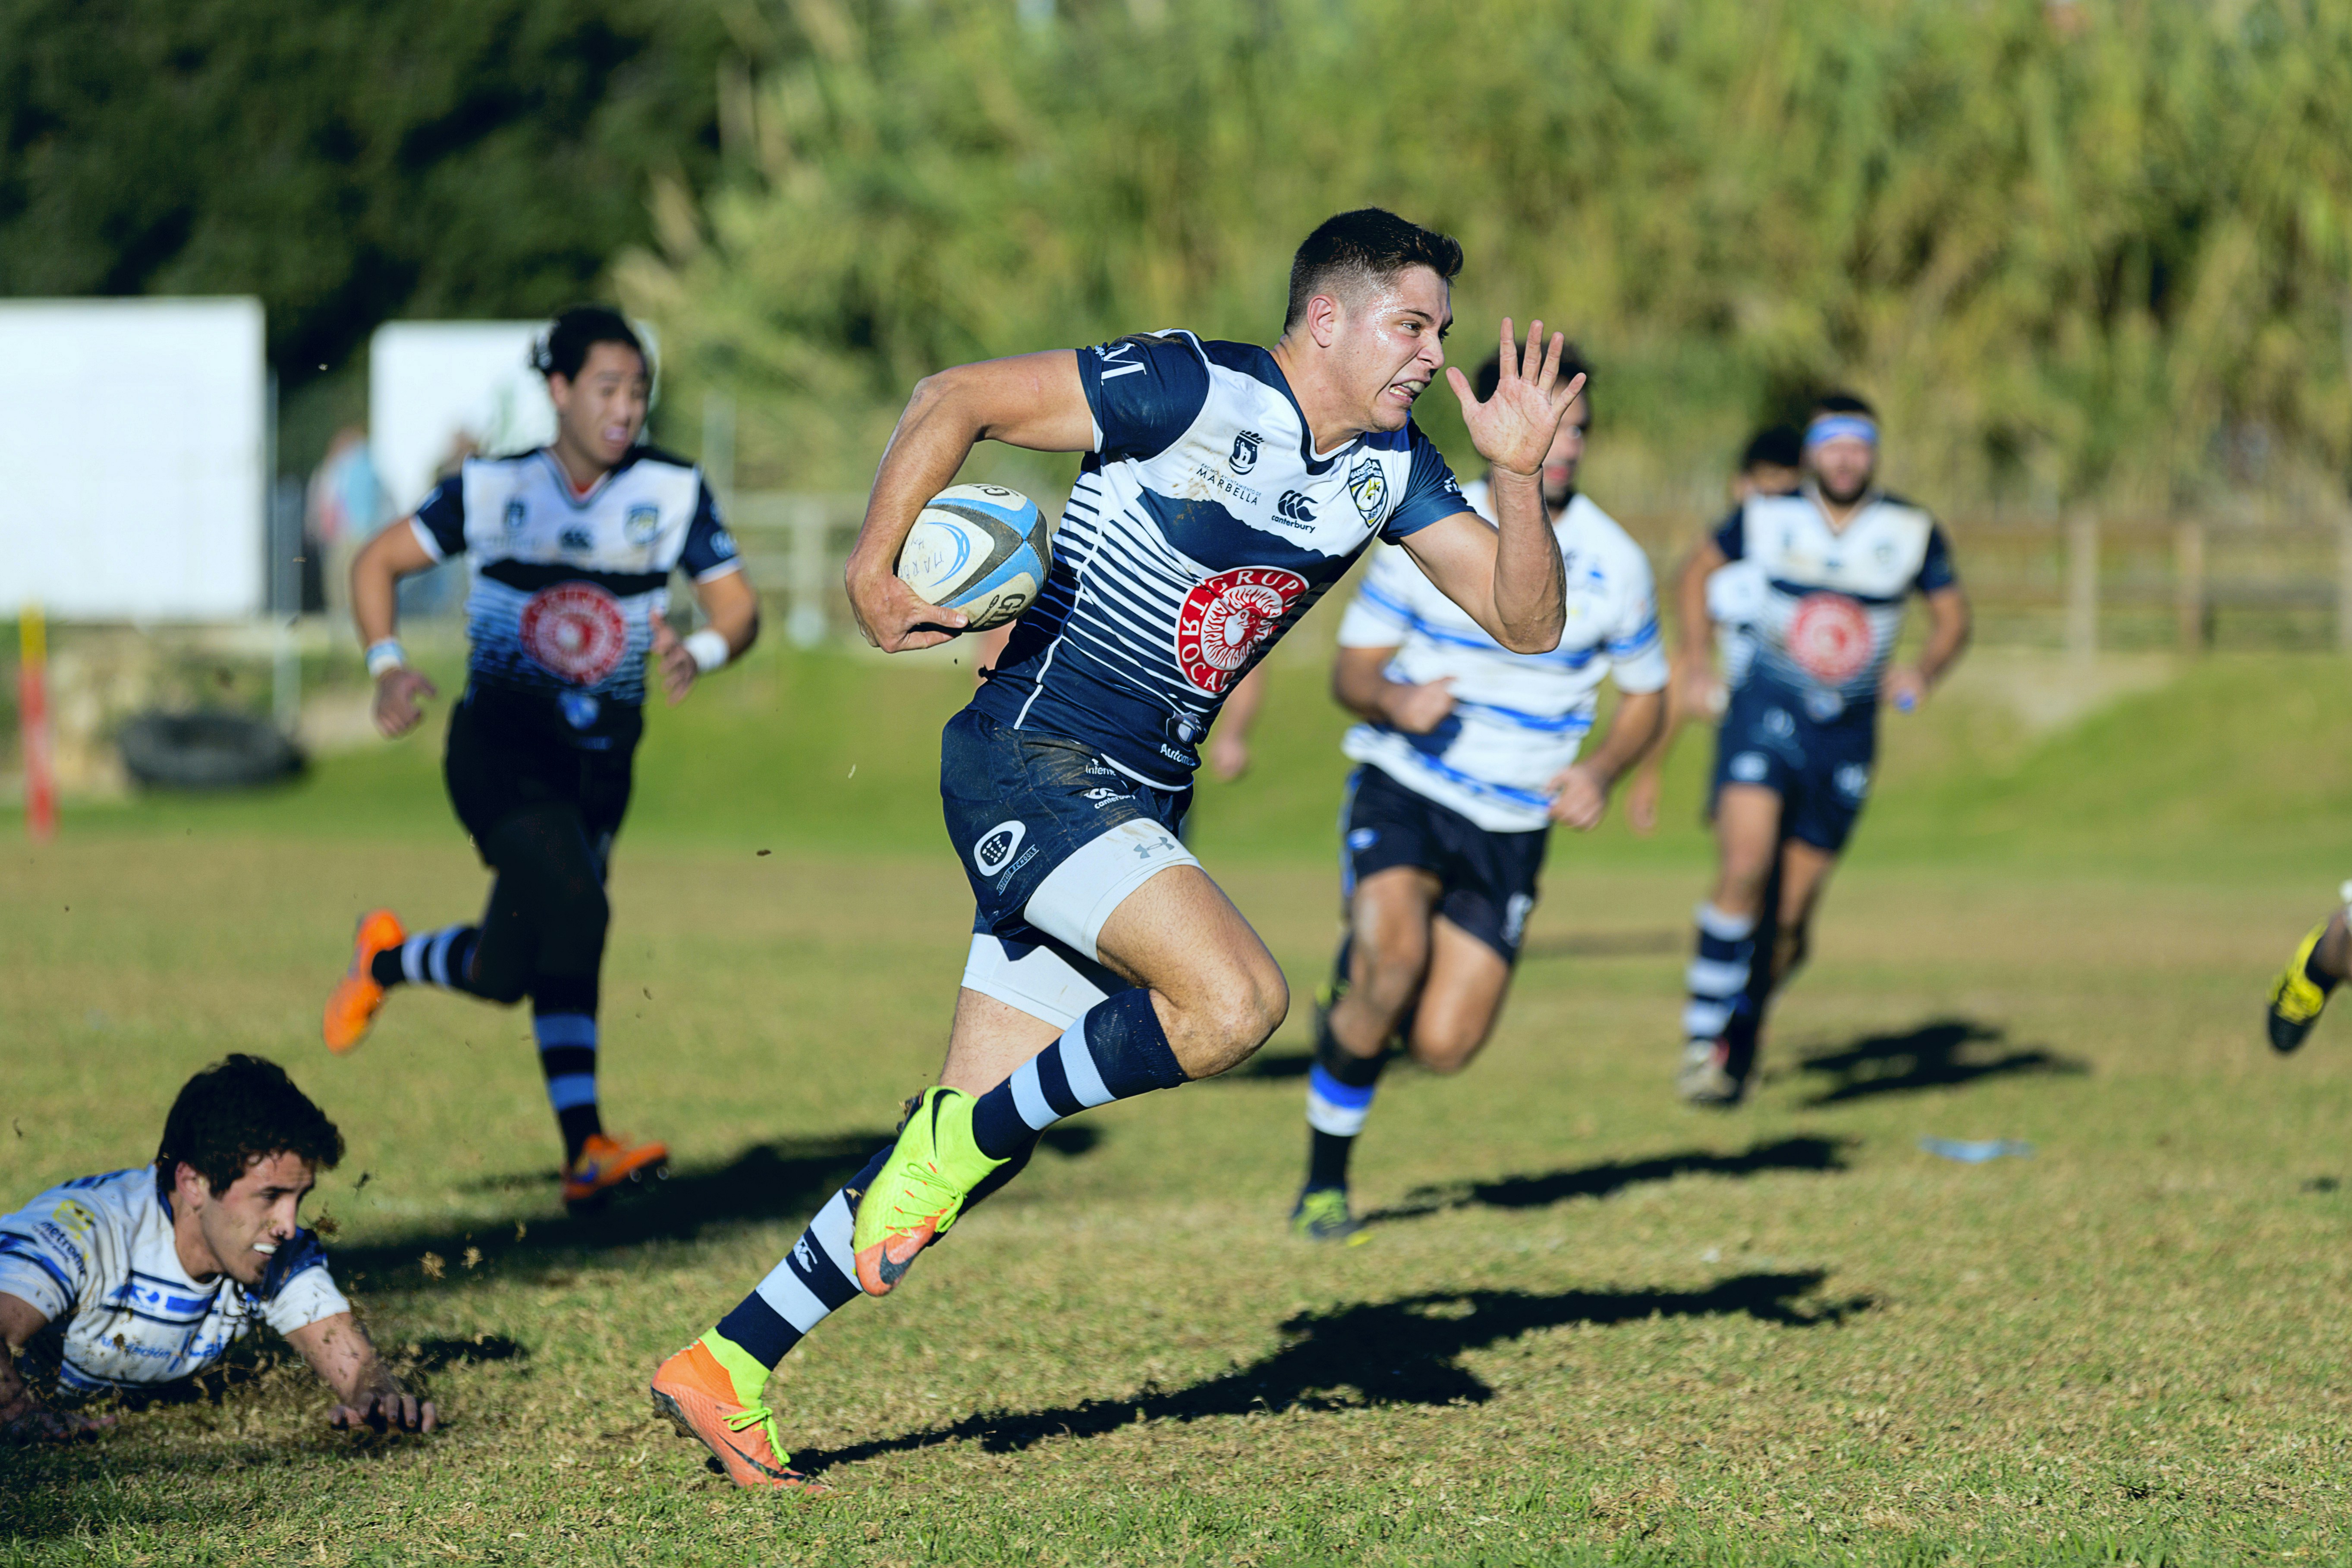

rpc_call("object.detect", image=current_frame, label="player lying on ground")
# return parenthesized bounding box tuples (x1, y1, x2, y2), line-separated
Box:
(1671, 396, 1971, 1105)
(1283, 346, 1666, 1241)
(0, 1056, 434, 1441)
(2266, 883, 2352, 1052)
(327, 305, 758, 1212)
(1624, 424, 1801, 836)
(650, 208, 1582, 1490)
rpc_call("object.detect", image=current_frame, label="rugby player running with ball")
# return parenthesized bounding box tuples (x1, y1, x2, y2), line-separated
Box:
(1671, 396, 1970, 1105)
(650, 209, 1582, 1490)
(324, 306, 758, 1210)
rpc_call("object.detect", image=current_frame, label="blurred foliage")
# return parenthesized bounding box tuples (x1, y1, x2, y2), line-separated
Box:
(620, 0, 2352, 514)
(0, 0, 752, 389)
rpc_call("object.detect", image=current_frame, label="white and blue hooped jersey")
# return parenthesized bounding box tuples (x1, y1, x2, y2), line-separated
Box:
(0, 1168, 347, 1399)
(1337, 481, 1669, 833)
(1715, 488, 1956, 724)
(971, 331, 1469, 788)
(410, 446, 742, 746)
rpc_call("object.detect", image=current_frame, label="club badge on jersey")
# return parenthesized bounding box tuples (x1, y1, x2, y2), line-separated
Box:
(408, 447, 742, 742)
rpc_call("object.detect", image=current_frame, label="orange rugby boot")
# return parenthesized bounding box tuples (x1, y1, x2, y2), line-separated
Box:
(323, 909, 406, 1054)
(649, 1337, 828, 1493)
(562, 1132, 669, 1208)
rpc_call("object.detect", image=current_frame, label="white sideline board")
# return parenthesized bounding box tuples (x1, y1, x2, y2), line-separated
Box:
(369, 321, 560, 517)
(0, 298, 267, 621)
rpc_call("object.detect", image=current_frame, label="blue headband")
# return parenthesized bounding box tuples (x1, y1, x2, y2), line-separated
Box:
(1806, 414, 1878, 449)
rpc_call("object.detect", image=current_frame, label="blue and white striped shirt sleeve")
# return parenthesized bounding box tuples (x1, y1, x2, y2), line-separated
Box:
(1336, 548, 1424, 648)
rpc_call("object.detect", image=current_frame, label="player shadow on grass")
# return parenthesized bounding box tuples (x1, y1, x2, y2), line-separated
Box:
(1359, 1135, 1853, 1227)
(1793, 1016, 2087, 1106)
(788, 1270, 1873, 1473)
(321, 1127, 1106, 1293)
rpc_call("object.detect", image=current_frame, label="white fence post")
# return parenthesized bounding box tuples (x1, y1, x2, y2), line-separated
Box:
(788, 497, 831, 648)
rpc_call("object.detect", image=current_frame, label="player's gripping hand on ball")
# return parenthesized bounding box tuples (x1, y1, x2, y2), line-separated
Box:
(845, 566, 969, 653)
(372, 668, 439, 738)
(328, 1389, 438, 1435)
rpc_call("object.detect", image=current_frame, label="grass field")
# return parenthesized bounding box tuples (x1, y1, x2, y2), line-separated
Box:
(5, 647, 2352, 1565)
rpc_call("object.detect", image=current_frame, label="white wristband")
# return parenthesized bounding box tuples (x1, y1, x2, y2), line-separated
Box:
(365, 639, 407, 679)
(683, 628, 730, 673)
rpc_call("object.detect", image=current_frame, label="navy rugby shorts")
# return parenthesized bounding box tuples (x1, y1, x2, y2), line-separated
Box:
(1340, 764, 1549, 964)
(941, 707, 1201, 1029)
(1707, 684, 1875, 853)
(443, 684, 635, 869)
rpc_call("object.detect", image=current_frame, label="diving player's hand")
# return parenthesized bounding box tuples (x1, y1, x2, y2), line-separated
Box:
(0, 1399, 115, 1443)
(329, 1390, 438, 1435)
(652, 617, 696, 705)
(1881, 664, 1927, 713)
(372, 669, 439, 738)
(1377, 676, 1456, 734)
(845, 560, 969, 653)
(1448, 317, 1586, 479)
(1547, 761, 1610, 831)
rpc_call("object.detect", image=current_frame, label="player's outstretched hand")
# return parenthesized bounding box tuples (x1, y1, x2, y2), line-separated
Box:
(1379, 676, 1457, 735)
(1448, 317, 1587, 480)
(372, 669, 439, 738)
(652, 616, 696, 706)
(845, 563, 969, 654)
(329, 1391, 438, 1435)
(0, 1402, 116, 1443)
(1547, 761, 1610, 831)
(1881, 664, 1927, 713)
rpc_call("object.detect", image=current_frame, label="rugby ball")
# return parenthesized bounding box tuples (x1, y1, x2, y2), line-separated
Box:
(896, 484, 1053, 632)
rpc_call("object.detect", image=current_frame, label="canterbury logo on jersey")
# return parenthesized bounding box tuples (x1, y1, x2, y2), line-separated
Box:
(1274, 491, 1315, 524)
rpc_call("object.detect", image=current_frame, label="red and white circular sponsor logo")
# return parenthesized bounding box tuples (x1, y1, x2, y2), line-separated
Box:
(1174, 566, 1307, 692)
(1785, 592, 1875, 685)
(519, 582, 630, 685)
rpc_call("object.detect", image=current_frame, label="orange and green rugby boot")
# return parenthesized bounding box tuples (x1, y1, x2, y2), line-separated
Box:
(649, 1335, 827, 1493)
(562, 1132, 669, 1210)
(323, 909, 406, 1054)
(849, 1087, 1005, 1296)
(2268, 918, 2342, 1055)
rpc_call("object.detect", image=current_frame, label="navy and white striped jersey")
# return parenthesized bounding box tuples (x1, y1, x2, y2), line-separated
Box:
(971, 331, 1469, 787)
(1336, 481, 1668, 832)
(410, 446, 742, 747)
(1715, 488, 1957, 724)
(0, 1168, 347, 1398)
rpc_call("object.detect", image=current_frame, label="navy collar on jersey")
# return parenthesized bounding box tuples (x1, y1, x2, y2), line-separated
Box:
(1201, 339, 1396, 477)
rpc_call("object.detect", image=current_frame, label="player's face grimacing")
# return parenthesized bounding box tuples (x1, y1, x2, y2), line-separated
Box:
(176, 1151, 315, 1288)
(1809, 435, 1875, 506)
(1541, 393, 1590, 509)
(1332, 265, 1453, 434)
(549, 341, 651, 471)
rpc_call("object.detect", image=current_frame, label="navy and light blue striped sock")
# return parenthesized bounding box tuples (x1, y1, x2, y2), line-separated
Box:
(1305, 1002, 1389, 1190)
(968, 988, 1190, 1160)
(714, 1146, 890, 1368)
(374, 924, 480, 992)
(532, 980, 602, 1163)
(1684, 902, 1758, 1043)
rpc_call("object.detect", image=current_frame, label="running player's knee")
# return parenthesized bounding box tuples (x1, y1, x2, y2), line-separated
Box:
(1406, 1019, 1489, 1075)
(1359, 922, 1430, 1002)
(1191, 957, 1289, 1064)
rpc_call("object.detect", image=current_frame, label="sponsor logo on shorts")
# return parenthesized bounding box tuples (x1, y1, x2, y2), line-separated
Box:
(1834, 763, 1871, 800)
(1174, 566, 1307, 693)
(973, 820, 1027, 877)
(993, 845, 1040, 893)
(1084, 787, 1123, 806)
(1346, 827, 1378, 852)
(559, 691, 602, 730)
(624, 504, 662, 547)
(1729, 751, 1770, 782)
(1786, 592, 1875, 685)
(1503, 893, 1534, 948)
(519, 582, 630, 685)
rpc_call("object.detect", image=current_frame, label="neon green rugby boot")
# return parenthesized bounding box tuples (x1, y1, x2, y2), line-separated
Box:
(850, 1087, 1005, 1296)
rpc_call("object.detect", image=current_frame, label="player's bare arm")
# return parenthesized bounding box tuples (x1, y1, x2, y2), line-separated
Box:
(654, 567, 760, 706)
(1205, 666, 1268, 782)
(1331, 643, 1456, 733)
(1673, 535, 1731, 717)
(286, 1312, 438, 1434)
(351, 520, 443, 737)
(1548, 685, 1666, 831)
(1398, 318, 1582, 654)
(844, 350, 1095, 654)
(0, 1292, 116, 1442)
(1883, 583, 1971, 710)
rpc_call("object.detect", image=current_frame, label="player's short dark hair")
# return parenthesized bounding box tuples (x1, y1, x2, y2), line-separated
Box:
(1742, 424, 1804, 470)
(155, 1055, 343, 1197)
(1473, 343, 1593, 412)
(1812, 390, 1877, 422)
(1285, 209, 1465, 331)
(532, 305, 646, 383)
